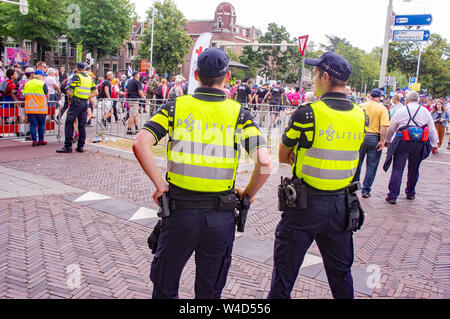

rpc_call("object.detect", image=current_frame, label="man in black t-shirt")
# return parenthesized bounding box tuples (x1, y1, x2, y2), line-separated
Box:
(235, 77, 253, 105)
(253, 83, 269, 105)
(99, 72, 113, 126)
(265, 80, 285, 106)
(126, 71, 146, 134)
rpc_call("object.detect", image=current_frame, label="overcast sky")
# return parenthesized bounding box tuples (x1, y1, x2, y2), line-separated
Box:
(132, 0, 449, 53)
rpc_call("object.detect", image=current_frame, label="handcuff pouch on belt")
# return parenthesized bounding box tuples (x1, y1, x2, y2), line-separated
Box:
(345, 182, 365, 233)
(278, 177, 308, 211)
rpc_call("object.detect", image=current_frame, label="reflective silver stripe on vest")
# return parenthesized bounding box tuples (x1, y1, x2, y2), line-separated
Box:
(76, 91, 91, 96)
(302, 165, 356, 180)
(24, 93, 46, 97)
(78, 86, 91, 91)
(306, 148, 359, 161)
(170, 140, 235, 159)
(168, 161, 235, 180)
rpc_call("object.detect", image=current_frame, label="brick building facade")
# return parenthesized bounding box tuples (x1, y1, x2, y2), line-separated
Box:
(181, 2, 262, 79)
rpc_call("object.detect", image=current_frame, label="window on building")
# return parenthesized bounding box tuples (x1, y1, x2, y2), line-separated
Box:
(127, 43, 133, 59)
(104, 64, 110, 75)
(243, 29, 247, 37)
(59, 41, 67, 57)
(25, 41, 32, 53)
(218, 17, 222, 29)
(112, 64, 118, 72)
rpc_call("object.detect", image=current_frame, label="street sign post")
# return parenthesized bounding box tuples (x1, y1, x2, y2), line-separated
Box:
(394, 14, 432, 26)
(409, 83, 421, 92)
(298, 35, 309, 57)
(298, 35, 309, 95)
(393, 30, 430, 42)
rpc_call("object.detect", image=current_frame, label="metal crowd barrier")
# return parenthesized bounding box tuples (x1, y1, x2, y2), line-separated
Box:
(94, 98, 298, 154)
(0, 100, 61, 141)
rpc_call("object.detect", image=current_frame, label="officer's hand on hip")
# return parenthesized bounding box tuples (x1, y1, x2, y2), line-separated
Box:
(153, 184, 169, 207)
(236, 187, 256, 204)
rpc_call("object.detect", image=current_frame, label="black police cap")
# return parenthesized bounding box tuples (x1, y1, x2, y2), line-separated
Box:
(76, 62, 86, 70)
(197, 48, 229, 78)
(305, 52, 352, 82)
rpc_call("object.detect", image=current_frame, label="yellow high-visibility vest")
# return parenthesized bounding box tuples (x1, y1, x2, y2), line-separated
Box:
(166, 95, 243, 192)
(24, 79, 48, 114)
(293, 100, 366, 191)
(73, 73, 93, 99)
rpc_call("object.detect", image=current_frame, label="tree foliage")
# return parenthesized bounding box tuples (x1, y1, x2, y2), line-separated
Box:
(388, 34, 450, 97)
(322, 36, 380, 92)
(139, 0, 192, 76)
(0, 0, 68, 60)
(68, 0, 135, 66)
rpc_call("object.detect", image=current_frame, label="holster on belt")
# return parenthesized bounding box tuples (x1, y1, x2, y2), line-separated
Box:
(278, 177, 308, 211)
(345, 182, 365, 233)
(147, 192, 171, 255)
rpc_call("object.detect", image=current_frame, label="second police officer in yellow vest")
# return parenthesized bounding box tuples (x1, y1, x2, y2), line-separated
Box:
(133, 48, 273, 299)
(268, 52, 369, 299)
(57, 62, 96, 154)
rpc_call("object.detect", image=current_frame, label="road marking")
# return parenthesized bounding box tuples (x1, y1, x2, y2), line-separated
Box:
(129, 207, 158, 221)
(74, 191, 112, 202)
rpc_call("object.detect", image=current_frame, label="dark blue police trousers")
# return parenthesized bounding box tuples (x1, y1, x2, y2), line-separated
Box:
(150, 208, 235, 299)
(64, 97, 87, 149)
(268, 194, 354, 299)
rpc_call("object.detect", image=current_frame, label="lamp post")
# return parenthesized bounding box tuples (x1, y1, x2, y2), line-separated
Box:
(379, 0, 394, 90)
(149, 8, 155, 65)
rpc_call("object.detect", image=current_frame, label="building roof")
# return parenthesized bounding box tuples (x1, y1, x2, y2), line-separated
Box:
(229, 60, 248, 68)
(186, 21, 214, 35)
(216, 2, 235, 14)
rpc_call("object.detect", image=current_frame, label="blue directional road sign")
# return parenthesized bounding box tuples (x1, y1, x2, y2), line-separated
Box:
(393, 30, 431, 42)
(394, 14, 432, 26)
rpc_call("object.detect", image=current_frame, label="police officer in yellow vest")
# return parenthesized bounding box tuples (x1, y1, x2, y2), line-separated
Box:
(57, 62, 96, 153)
(133, 48, 272, 299)
(268, 52, 369, 299)
(23, 68, 49, 147)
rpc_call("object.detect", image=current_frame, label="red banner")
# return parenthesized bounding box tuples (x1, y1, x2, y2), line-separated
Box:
(141, 59, 151, 72)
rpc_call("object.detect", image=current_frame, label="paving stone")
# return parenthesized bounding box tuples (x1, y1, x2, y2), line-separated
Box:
(233, 237, 274, 264)
(82, 199, 138, 216)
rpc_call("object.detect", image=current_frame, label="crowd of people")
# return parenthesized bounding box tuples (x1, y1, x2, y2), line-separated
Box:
(1, 61, 449, 151)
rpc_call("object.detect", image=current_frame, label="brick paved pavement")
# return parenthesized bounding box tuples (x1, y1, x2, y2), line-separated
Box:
(0, 139, 449, 299)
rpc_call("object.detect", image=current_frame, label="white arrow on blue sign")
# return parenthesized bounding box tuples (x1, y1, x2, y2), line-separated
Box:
(393, 30, 431, 42)
(394, 14, 432, 26)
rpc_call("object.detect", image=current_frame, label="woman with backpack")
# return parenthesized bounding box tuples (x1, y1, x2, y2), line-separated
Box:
(154, 78, 168, 106)
(167, 76, 184, 100)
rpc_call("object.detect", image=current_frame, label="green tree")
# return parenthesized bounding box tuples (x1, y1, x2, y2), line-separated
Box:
(387, 34, 450, 97)
(322, 35, 380, 92)
(239, 23, 297, 82)
(139, 0, 192, 77)
(387, 41, 419, 77)
(67, 0, 135, 73)
(227, 49, 245, 81)
(420, 34, 450, 97)
(321, 35, 351, 52)
(0, 0, 68, 61)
